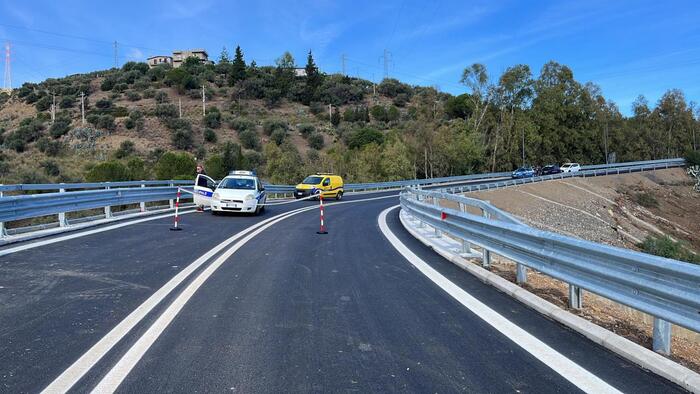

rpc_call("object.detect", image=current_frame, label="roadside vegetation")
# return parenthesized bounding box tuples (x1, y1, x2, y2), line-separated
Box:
(639, 235, 700, 264)
(1, 45, 699, 185)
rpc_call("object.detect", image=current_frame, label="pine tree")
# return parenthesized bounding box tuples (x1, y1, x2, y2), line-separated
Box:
(303, 50, 321, 105)
(229, 45, 246, 86)
(219, 47, 230, 64)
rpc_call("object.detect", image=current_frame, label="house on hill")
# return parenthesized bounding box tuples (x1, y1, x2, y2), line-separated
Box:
(172, 49, 211, 68)
(147, 55, 173, 68)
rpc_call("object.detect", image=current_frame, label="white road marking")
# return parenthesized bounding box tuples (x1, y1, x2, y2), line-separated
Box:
(41, 205, 315, 394)
(0, 209, 197, 257)
(377, 205, 622, 394)
(44, 193, 397, 393)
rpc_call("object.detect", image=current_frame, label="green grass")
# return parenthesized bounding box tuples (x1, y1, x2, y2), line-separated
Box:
(638, 235, 700, 264)
(633, 192, 659, 208)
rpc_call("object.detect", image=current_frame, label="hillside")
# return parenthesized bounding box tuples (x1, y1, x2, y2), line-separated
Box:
(0, 49, 698, 185)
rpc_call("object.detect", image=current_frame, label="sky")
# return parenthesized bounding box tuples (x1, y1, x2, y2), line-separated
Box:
(1, 0, 700, 115)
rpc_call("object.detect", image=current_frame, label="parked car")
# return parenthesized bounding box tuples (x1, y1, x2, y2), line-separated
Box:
(560, 162, 581, 173)
(294, 173, 344, 200)
(511, 166, 536, 179)
(540, 164, 562, 175)
(194, 170, 267, 215)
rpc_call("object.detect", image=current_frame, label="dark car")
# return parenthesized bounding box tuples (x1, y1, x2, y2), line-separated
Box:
(511, 166, 536, 179)
(540, 164, 562, 175)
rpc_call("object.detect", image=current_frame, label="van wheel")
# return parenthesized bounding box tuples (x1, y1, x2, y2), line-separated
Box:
(336, 191, 343, 200)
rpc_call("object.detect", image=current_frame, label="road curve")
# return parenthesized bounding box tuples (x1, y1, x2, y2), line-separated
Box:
(0, 187, 685, 393)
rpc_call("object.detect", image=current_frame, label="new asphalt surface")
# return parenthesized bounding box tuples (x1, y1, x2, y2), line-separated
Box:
(0, 188, 686, 393)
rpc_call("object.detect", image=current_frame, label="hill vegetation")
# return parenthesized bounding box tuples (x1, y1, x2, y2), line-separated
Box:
(0, 46, 698, 185)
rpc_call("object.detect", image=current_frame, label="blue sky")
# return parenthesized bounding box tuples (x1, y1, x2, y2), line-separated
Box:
(2, 0, 700, 115)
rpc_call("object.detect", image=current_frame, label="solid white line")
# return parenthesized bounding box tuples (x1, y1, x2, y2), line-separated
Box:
(377, 205, 622, 394)
(41, 205, 316, 394)
(0, 209, 196, 258)
(44, 193, 398, 393)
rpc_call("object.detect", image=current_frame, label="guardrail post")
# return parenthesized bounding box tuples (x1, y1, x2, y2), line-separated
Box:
(433, 197, 441, 238)
(516, 264, 527, 284)
(58, 184, 68, 227)
(457, 202, 472, 254)
(653, 318, 672, 355)
(568, 285, 583, 309)
(104, 186, 112, 219)
(169, 182, 175, 209)
(481, 209, 491, 268)
(0, 187, 5, 238)
(140, 182, 146, 212)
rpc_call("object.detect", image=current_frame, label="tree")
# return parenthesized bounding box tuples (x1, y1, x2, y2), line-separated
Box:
(155, 151, 196, 179)
(221, 141, 249, 172)
(331, 107, 341, 126)
(303, 50, 321, 105)
(86, 161, 129, 182)
(229, 45, 246, 86)
(219, 47, 230, 64)
(460, 63, 492, 133)
(348, 127, 383, 149)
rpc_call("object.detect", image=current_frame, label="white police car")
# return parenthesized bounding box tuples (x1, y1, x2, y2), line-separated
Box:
(193, 171, 267, 215)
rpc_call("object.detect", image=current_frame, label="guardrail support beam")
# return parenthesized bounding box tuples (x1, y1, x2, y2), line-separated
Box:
(433, 198, 441, 238)
(140, 183, 146, 212)
(58, 186, 68, 227)
(481, 208, 491, 268)
(568, 285, 583, 309)
(653, 318, 672, 355)
(104, 186, 112, 219)
(0, 188, 5, 238)
(516, 264, 527, 284)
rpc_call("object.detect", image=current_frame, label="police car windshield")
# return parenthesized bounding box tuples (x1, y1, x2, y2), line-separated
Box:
(302, 176, 323, 185)
(218, 177, 256, 190)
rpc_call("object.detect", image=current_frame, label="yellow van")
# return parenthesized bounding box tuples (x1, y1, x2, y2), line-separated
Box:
(294, 173, 344, 200)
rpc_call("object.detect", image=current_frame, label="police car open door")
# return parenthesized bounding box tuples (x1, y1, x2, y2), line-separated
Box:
(194, 174, 216, 207)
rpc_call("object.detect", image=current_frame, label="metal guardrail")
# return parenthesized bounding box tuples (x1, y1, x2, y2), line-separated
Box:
(439, 158, 686, 194)
(0, 158, 686, 238)
(400, 186, 700, 355)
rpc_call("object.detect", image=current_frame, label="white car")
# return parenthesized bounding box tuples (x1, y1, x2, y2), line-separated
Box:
(193, 171, 267, 215)
(560, 162, 581, 173)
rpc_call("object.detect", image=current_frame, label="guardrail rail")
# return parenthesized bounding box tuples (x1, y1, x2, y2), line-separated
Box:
(400, 185, 700, 355)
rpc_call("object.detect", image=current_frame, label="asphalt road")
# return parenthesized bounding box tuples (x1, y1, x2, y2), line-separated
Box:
(0, 188, 685, 393)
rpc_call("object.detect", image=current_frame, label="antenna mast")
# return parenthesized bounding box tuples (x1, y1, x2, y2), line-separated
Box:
(3, 42, 11, 91)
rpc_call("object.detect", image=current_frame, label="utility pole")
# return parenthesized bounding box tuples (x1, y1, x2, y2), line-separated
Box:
(80, 92, 85, 125)
(50, 93, 56, 124)
(201, 85, 206, 116)
(3, 42, 10, 91)
(341, 53, 346, 76)
(113, 41, 118, 69)
(179, 98, 182, 118)
(328, 104, 332, 124)
(379, 49, 392, 79)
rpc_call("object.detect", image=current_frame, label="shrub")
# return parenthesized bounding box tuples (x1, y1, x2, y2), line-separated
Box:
(96, 114, 116, 131)
(298, 123, 315, 137)
(309, 101, 324, 115)
(263, 118, 287, 136)
(370, 105, 387, 122)
(36, 137, 63, 156)
(204, 128, 217, 143)
(387, 105, 400, 121)
(129, 109, 144, 120)
(633, 192, 658, 208)
(164, 118, 191, 131)
(86, 113, 100, 126)
(59, 96, 74, 108)
(143, 88, 156, 98)
(35, 96, 52, 111)
(155, 151, 196, 179)
(41, 160, 60, 176)
(155, 104, 178, 119)
(126, 157, 148, 180)
(229, 117, 255, 132)
(50, 119, 71, 138)
(155, 90, 169, 103)
(203, 111, 222, 128)
(307, 133, 324, 150)
(112, 106, 129, 117)
(101, 78, 115, 91)
(115, 140, 136, 158)
(271, 129, 287, 145)
(113, 83, 128, 93)
(686, 150, 700, 167)
(238, 129, 260, 150)
(124, 118, 135, 129)
(348, 127, 384, 149)
(86, 161, 130, 182)
(95, 98, 112, 109)
(392, 93, 410, 107)
(639, 236, 700, 264)
(126, 91, 141, 101)
(172, 129, 193, 150)
(204, 154, 226, 180)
